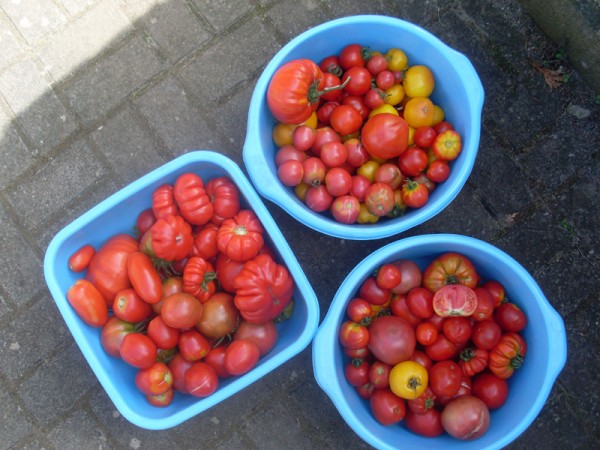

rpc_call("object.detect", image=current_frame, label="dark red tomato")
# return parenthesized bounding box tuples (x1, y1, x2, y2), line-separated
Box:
(100, 317, 136, 358)
(413, 126, 437, 148)
(224, 339, 261, 376)
(434, 120, 454, 134)
(345, 359, 370, 387)
(472, 372, 509, 410)
(429, 360, 463, 397)
(443, 316, 473, 345)
(494, 303, 528, 332)
(135, 208, 156, 239)
(374, 163, 403, 190)
(390, 260, 423, 295)
(471, 320, 502, 350)
(370, 388, 406, 425)
(339, 320, 369, 349)
(197, 292, 240, 340)
(325, 167, 352, 197)
(415, 321, 439, 346)
(406, 287, 435, 319)
(135, 362, 173, 396)
(342, 66, 372, 96)
(113, 288, 153, 323)
(410, 350, 433, 372)
(401, 180, 429, 209)
(359, 276, 390, 306)
(407, 386, 437, 414)
(184, 362, 219, 397)
(376, 70, 396, 90)
(161, 293, 203, 330)
(423, 252, 480, 293)
(376, 263, 403, 290)
(147, 316, 180, 350)
(68, 244, 96, 273)
(365, 182, 395, 217)
(319, 54, 342, 75)
(179, 329, 211, 362)
(404, 409, 444, 437)
(369, 361, 391, 389)
(67, 279, 109, 327)
(425, 334, 458, 361)
(364, 88, 386, 110)
(316, 101, 339, 126)
(305, 185, 333, 212)
(482, 280, 506, 307)
(361, 113, 409, 159)
(350, 175, 371, 202)
(345, 346, 371, 360)
(426, 159, 450, 183)
(398, 147, 428, 177)
(330, 104, 363, 136)
(367, 315, 416, 366)
(345, 139, 370, 167)
(234, 320, 278, 357)
(471, 287, 495, 321)
(366, 54, 389, 75)
(339, 43, 368, 69)
(389, 294, 422, 328)
(204, 346, 231, 379)
(342, 95, 370, 121)
(356, 382, 375, 400)
(331, 195, 361, 224)
(168, 353, 193, 393)
(120, 333, 158, 369)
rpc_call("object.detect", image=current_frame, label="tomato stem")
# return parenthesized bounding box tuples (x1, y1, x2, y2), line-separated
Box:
(307, 77, 351, 103)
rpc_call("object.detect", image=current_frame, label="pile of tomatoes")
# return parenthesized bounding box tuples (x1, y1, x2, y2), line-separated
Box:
(267, 43, 464, 224)
(338, 252, 528, 440)
(66, 172, 296, 406)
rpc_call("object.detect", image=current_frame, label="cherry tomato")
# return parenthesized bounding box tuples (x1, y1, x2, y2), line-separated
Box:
(364, 182, 395, 216)
(416, 321, 439, 346)
(329, 104, 363, 136)
(320, 141, 348, 168)
(304, 185, 333, 212)
(402, 65, 435, 98)
(426, 159, 450, 183)
(376, 70, 396, 90)
(398, 147, 428, 177)
(368, 360, 392, 389)
(376, 263, 403, 290)
(345, 359, 370, 387)
(364, 88, 386, 110)
(472, 372, 509, 410)
(366, 53, 389, 75)
(414, 126, 437, 148)
(342, 66, 372, 96)
(350, 175, 372, 202)
(339, 43, 368, 69)
(403, 97, 435, 128)
(345, 138, 370, 167)
(302, 157, 327, 186)
(325, 167, 352, 197)
(346, 298, 373, 325)
(277, 160, 304, 187)
(275, 144, 307, 166)
(432, 130, 463, 161)
(339, 320, 370, 349)
(330, 195, 361, 224)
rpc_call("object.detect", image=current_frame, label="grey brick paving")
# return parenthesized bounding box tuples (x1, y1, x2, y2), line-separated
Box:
(0, 0, 598, 449)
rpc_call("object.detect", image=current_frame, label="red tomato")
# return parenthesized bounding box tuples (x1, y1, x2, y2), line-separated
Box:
(126, 251, 163, 304)
(434, 120, 454, 134)
(320, 72, 343, 102)
(345, 360, 370, 387)
(472, 372, 509, 409)
(319, 55, 342, 75)
(316, 102, 339, 126)
(183, 256, 217, 303)
(345, 298, 373, 325)
(86, 234, 138, 306)
(370, 388, 406, 425)
(361, 113, 409, 159)
(146, 388, 174, 407)
(429, 360, 463, 397)
(233, 254, 294, 324)
(374, 163, 403, 189)
(325, 167, 352, 197)
(224, 339, 261, 376)
(68, 244, 95, 272)
(217, 210, 265, 262)
(275, 144, 308, 166)
(192, 223, 220, 260)
(204, 346, 231, 379)
(120, 333, 158, 369)
(494, 303, 528, 332)
(410, 350, 433, 371)
(147, 316, 180, 350)
(471, 320, 502, 350)
(66, 279, 109, 327)
(339, 43, 368, 69)
(173, 173, 213, 225)
(179, 329, 211, 361)
(305, 185, 334, 212)
(160, 292, 203, 330)
(376, 70, 396, 90)
(342, 66, 372, 96)
(113, 288, 153, 323)
(406, 287, 435, 319)
(433, 285, 478, 317)
(367, 315, 416, 366)
(472, 287, 496, 321)
(423, 252, 480, 293)
(404, 409, 444, 437)
(329, 104, 363, 136)
(344, 138, 370, 167)
(407, 386, 437, 414)
(184, 362, 219, 397)
(292, 125, 317, 151)
(135, 362, 173, 396)
(366, 54, 389, 75)
(413, 126, 437, 148)
(234, 320, 279, 357)
(330, 195, 361, 224)
(443, 316, 473, 344)
(312, 126, 341, 155)
(368, 361, 391, 389)
(359, 277, 390, 306)
(425, 334, 459, 361)
(390, 260, 423, 295)
(398, 147, 428, 177)
(389, 293, 422, 328)
(152, 184, 179, 219)
(350, 175, 371, 202)
(482, 280, 506, 307)
(415, 321, 439, 346)
(441, 395, 490, 440)
(196, 292, 240, 339)
(100, 317, 136, 358)
(364, 182, 395, 217)
(488, 332, 527, 379)
(364, 87, 386, 109)
(426, 159, 450, 183)
(140, 214, 194, 262)
(401, 179, 429, 208)
(376, 263, 402, 290)
(168, 353, 193, 392)
(339, 320, 369, 349)
(459, 347, 489, 377)
(356, 382, 375, 400)
(215, 253, 245, 294)
(205, 176, 241, 224)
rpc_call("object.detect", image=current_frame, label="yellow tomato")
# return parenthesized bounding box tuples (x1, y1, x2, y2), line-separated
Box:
(432, 104, 445, 125)
(294, 182, 309, 201)
(389, 360, 429, 400)
(403, 97, 435, 128)
(357, 160, 380, 182)
(369, 104, 399, 118)
(386, 48, 409, 72)
(302, 111, 318, 129)
(384, 83, 405, 106)
(272, 122, 295, 147)
(403, 65, 435, 98)
(407, 126, 415, 146)
(357, 203, 380, 224)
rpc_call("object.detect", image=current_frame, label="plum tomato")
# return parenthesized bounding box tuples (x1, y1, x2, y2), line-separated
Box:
(120, 333, 158, 369)
(68, 244, 96, 273)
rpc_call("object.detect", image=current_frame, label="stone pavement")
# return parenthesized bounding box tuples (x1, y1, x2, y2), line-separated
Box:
(0, 1, 598, 449)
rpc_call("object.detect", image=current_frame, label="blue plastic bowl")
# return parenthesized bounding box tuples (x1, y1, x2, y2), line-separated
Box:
(312, 234, 566, 449)
(43, 151, 320, 430)
(244, 16, 484, 240)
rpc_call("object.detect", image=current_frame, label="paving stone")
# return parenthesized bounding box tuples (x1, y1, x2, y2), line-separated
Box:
(0, 202, 43, 307)
(5, 139, 108, 232)
(0, 388, 33, 450)
(17, 437, 55, 450)
(47, 408, 114, 450)
(63, 34, 165, 124)
(266, 0, 329, 41)
(321, 0, 393, 17)
(36, 0, 131, 80)
(0, 11, 24, 71)
(190, 0, 254, 31)
(91, 106, 166, 186)
(134, 75, 220, 155)
(58, 0, 98, 16)
(0, 58, 78, 148)
(0, 294, 69, 381)
(135, 0, 212, 63)
(0, 107, 36, 190)
(211, 431, 247, 450)
(17, 341, 97, 425)
(179, 16, 280, 104)
(0, 0, 67, 45)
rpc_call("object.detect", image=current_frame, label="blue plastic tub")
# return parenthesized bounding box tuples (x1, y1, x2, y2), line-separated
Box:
(244, 16, 484, 240)
(43, 151, 320, 430)
(312, 234, 566, 449)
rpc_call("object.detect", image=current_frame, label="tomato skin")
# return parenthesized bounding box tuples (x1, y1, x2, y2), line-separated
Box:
(120, 333, 158, 369)
(415, 321, 438, 346)
(375, 163, 403, 190)
(494, 303, 528, 332)
(152, 184, 179, 219)
(267, 59, 325, 124)
(160, 292, 203, 330)
(370, 388, 407, 425)
(482, 280, 506, 307)
(368, 315, 416, 366)
(217, 210, 265, 262)
(126, 251, 163, 304)
(179, 329, 211, 362)
(224, 339, 261, 376)
(423, 252, 480, 293)
(234, 320, 278, 357)
(471, 287, 496, 321)
(342, 66, 372, 96)
(325, 167, 352, 197)
(196, 292, 240, 340)
(305, 185, 333, 212)
(429, 360, 463, 397)
(414, 126, 437, 148)
(68, 245, 95, 272)
(184, 362, 219, 397)
(205, 176, 241, 224)
(368, 360, 391, 389)
(402, 65, 435, 98)
(140, 214, 194, 262)
(472, 372, 509, 409)
(361, 113, 409, 159)
(192, 223, 220, 260)
(135, 362, 173, 396)
(407, 386, 437, 414)
(66, 279, 109, 327)
(86, 234, 139, 306)
(183, 256, 217, 303)
(389, 294, 422, 328)
(376, 263, 402, 290)
(278, 160, 304, 187)
(359, 277, 390, 306)
(404, 409, 444, 437)
(339, 321, 369, 349)
(113, 288, 153, 323)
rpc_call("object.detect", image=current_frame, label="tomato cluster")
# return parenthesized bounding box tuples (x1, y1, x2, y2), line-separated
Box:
(66, 172, 296, 406)
(338, 252, 528, 440)
(267, 44, 464, 224)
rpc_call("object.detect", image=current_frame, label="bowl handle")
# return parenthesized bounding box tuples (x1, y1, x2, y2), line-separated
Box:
(312, 330, 335, 393)
(546, 308, 568, 379)
(451, 49, 485, 107)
